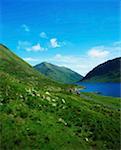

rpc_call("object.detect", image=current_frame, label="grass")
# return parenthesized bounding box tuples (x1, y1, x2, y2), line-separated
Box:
(0, 77, 120, 149)
(0, 44, 120, 149)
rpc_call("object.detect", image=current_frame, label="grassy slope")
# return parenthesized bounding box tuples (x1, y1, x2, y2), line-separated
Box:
(34, 62, 83, 84)
(0, 44, 61, 88)
(0, 44, 120, 150)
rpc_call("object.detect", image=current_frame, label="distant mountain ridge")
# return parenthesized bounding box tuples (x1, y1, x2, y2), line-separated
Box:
(34, 62, 83, 84)
(81, 57, 121, 82)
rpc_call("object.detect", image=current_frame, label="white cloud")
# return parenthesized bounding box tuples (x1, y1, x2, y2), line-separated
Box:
(40, 32, 48, 39)
(17, 41, 47, 52)
(17, 41, 31, 50)
(48, 41, 121, 76)
(88, 46, 109, 58)
(18, 41, 121, 76)
(23, 57, 39, 62)
(50, 38, 60, 48)
(48, 53, 114, 76)
(88, 43, 121, 58)
(23, 57, 41, 66)
(21, 24, 30, 32)
(26, 43, 46, 52)
(112, 41, 121, 52)
(48, 54, 91, 75)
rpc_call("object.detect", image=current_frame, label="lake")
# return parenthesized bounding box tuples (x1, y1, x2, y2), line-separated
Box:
(77, 82, 121, 97)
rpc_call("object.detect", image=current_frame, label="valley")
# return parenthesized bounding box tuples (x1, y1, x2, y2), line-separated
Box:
(0, 44, 120, 150)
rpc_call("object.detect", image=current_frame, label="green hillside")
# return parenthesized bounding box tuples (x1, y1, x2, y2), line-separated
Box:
(81, 57, 121, 82)
(0, 44, 59, 88)
(0, 44, 120, 150)
(34, 62, 83, 84)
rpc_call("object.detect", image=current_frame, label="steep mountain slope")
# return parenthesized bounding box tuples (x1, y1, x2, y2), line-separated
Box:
(0, 44, 120, 150)
(34, 62, 83, 84)
(0, 44, 59, 88)
(81, 57, 121, 82)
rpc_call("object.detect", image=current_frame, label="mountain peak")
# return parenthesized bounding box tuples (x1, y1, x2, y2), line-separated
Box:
(41, 62, 49, 65)
(34, 62, 83, 84)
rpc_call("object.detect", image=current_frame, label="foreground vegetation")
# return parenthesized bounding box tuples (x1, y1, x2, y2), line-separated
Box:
(0, 79, 120, 149)
(0, 44, 120, 149)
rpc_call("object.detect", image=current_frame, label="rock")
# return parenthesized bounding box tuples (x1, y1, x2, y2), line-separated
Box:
(0, 102, 3, 106)
(85, 138, 89, 142)
(46, 96, 51, 102)
(52, 99, 56, 102)
(52, 103, 57, 107)
(62, 106, 66, 109)
(62, 99, 66, 104)
(19, 95, 23, 98)
(36, 93, 40, 97)
(45, 92, 50, 95)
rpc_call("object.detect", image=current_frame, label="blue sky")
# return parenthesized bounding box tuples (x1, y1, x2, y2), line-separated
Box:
(0, 0, 120, 75)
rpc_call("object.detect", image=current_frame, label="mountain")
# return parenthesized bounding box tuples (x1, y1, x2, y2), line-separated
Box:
(0, 44, 120, 149)
(81, 57, 121, 82)
(0, 44, 60, 88)
(34, 62, 83, 84)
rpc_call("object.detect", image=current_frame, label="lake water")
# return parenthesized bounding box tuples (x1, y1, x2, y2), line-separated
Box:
(77, 82, 121, 97)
